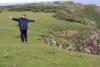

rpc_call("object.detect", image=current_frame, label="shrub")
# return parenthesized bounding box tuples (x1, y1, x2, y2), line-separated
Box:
(54, 8, 92, 25)
(0, 9, 2, 13)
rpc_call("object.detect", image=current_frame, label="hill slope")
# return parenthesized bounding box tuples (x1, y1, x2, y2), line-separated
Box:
(84, 5, 100, 28)
(0, 12, 100, 67)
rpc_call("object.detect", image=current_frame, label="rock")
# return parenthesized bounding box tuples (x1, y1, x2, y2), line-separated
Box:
(84, 47, 91, 54)
(58, 30, 78, 37)
(49, 38, 57, 47)
(40, 34, 50, 44)
(66, 44, 76, 51)
(88, 21, 97, 27)
(41, 30, 100, 55)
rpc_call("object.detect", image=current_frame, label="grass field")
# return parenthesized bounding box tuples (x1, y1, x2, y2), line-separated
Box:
(0, 12, 100, 67)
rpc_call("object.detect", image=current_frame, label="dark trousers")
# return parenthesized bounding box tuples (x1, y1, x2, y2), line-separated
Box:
(20, 29, 27, 42)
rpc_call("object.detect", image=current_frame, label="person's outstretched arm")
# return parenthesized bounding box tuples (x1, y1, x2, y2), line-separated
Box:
(9, 16, 19, 21)
(27, 19, 35, 22)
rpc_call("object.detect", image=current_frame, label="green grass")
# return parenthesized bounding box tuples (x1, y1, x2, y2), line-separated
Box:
(84, 6, 100, 28)
(0, 12, 100, 67)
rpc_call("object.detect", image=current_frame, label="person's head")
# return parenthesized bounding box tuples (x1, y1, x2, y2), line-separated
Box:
(21, 14, 27, 18)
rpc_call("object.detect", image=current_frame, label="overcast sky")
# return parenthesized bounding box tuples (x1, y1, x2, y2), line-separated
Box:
(72, 0, 100, 6)
(0, 0, 100, 6)
(0, 0, 67, 3)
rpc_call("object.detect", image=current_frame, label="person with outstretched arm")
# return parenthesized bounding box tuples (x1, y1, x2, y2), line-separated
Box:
(9, 14, 35, 43)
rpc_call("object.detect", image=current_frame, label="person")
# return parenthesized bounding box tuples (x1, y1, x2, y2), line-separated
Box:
(9, 14, 35, 43)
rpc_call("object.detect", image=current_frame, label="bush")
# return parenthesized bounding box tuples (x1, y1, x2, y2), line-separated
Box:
(0, 10, 2, 13)
(54, 10, 74, 21)
(54, 9, 92, 25)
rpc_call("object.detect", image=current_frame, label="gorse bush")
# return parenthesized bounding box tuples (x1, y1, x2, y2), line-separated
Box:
(54, 7, 93, 25)
(0, 10, 2, 13)
(0, 9, 2, 13)
(7, 5, 65, 13)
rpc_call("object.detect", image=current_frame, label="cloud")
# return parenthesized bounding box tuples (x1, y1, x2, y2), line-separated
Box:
(72, 0, 100, 6)
(0, 0, 71, 3)
(0, 0, 99, 6)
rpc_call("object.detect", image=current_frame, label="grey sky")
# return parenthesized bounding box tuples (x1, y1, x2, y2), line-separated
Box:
(0, 0, 68, 3)
(0, 0, 99, 6)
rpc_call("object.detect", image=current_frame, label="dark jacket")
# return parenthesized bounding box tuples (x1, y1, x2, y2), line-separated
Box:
(12, 18, 35, 30)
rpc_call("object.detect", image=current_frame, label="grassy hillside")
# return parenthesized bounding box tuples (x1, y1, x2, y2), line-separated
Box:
(0, 12, 100, 67)
(84, 6, 100, 28)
